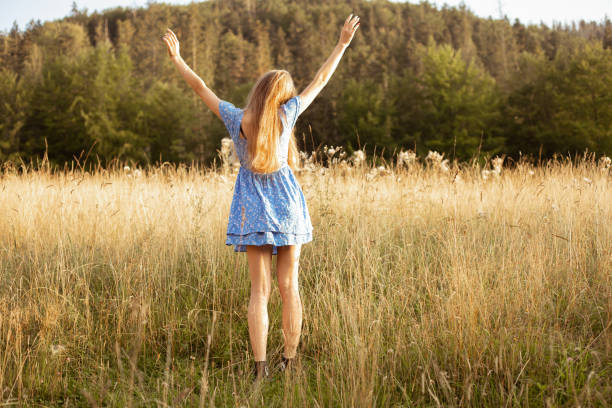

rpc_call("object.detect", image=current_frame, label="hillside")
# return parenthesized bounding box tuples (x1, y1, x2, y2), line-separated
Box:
(1, 0, 611, 166)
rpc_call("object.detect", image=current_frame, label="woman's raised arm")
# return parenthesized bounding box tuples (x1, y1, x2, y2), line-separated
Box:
(297, 14, 360, 115)
(163, 28, 222, 120)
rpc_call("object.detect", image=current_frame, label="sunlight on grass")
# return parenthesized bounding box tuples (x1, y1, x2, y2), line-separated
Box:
(0, 150, 610, 406)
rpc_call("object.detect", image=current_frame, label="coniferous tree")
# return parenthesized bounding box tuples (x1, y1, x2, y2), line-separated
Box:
(0, 0, 610, 166)
(398, 43, 502, 160)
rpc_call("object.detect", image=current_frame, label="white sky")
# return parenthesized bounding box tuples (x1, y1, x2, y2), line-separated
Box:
(1, 0, 610, 33)
(421, 0, 610, 25)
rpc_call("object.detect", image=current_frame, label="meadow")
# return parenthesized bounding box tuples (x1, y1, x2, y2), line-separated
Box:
(0, 148, 610, 407)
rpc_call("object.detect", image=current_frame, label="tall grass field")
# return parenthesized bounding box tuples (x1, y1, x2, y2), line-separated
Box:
(0, 150, 610, 407)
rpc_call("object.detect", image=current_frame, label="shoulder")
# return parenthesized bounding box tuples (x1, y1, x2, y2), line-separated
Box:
(219, 100, 244, 126)
(219, 100, 245, 142)
(281, 95, 301, 126)
(282, 95, 300, 113)
(220, 100, 241, 119)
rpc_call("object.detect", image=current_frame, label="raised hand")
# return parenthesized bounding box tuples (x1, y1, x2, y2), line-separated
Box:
(162, 28, 180, 58)
(338, 14, 360, 47)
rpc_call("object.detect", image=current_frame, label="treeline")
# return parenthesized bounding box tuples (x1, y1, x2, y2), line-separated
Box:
(1, 0, 611, 167)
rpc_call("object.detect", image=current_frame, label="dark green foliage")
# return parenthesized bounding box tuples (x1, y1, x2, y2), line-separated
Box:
(338, 77, 396, 153)
(504, 43, 612, 157)
(393, 43, 503, 160)
(20, 43, 147, 165)
(0, 0, 611, 167)
(140, 80, 210, 164)
(0, 68, 29, 161)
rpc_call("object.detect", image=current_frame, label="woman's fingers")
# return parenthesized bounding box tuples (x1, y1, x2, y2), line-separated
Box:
(338, 13, 359, 45)
(164, 28, 178, 45)
(164, 33, 179, 48)
(162, 36, 173, 53)
(167, 31, 176, 44)
(167, 28, 178, 42)
(162, 30, 179, 57)
(343, 14, 359, 32)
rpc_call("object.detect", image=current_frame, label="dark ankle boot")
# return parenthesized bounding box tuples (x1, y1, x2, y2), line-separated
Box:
(278, 355, 294, 372)
(253, 360, 269, 382)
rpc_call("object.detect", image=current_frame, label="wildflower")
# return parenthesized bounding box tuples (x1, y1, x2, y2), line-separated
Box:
(481, 169, 490, 181)
(123, 166, 130, 172)
(397, 150, 417, 167)
(426, 150, 444, 164)
(221, 138, 232, 155)
(327, 147, 336, 156)
(229, 149, 240, 168)
(491, 156, 504, 175)
(599, 156, 611, 172)
(337, 160, 350, 172)
(220, 138, 232, 156)
(351, 150, 366, 166)
(217, 138, 240, 171)
(133, 169, 142, 177)
(297, 150, 317, 173)
(528, 170, 535, 176)
(426, 150, 450, 172)
(440, 159, 450, 173)
(583, 177, 592, 184)
(50, 344, 66, 356)
(366, 167, 378, 181)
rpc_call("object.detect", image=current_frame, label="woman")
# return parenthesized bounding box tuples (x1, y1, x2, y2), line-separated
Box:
(163, 13, 360, 382)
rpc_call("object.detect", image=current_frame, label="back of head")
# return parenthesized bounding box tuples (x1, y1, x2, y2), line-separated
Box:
(244, 70, 299, 173)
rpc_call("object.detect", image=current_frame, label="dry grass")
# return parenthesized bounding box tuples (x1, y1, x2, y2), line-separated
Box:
(0, 151, 610, 407)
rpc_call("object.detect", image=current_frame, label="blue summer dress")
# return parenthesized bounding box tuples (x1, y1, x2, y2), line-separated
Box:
(219, 95, 313, 255)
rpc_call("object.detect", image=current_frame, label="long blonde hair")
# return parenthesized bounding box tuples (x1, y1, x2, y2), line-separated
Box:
(243, 70, 300, 173)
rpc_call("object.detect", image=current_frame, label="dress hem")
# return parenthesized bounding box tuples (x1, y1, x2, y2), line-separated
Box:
(226, 231, 313, 255)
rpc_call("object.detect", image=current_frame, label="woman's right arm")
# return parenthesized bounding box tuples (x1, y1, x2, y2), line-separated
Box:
(163, 28, 222, 120)
(298, 14, 360, 115)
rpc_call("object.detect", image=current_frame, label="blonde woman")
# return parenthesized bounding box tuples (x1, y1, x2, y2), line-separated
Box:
(163, 13, 360, 382)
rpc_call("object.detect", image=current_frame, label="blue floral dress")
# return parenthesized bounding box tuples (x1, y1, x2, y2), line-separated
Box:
(219, 95, 313, 255)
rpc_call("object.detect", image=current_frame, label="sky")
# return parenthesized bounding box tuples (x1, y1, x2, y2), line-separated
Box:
(1, 0, 610, 33)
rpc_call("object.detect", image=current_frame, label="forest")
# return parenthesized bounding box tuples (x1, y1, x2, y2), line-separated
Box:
(1, 0, 611, 167)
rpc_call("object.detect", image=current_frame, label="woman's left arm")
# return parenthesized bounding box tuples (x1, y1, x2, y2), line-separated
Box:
(163, 28, 221, 120)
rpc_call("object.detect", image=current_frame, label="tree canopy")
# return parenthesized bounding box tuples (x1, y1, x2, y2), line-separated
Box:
(1, 0, 610, 167)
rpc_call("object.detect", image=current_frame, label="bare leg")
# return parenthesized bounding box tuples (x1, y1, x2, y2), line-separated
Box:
(246, 245, 273, 362)
(276, 244, 303, 359)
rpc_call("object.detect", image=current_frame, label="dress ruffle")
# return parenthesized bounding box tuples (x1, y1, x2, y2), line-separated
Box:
(226, 231, 313, 255)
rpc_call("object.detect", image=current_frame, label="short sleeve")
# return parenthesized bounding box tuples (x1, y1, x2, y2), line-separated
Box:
(281, 95, 301, 129)
(219, 100, 240, 141)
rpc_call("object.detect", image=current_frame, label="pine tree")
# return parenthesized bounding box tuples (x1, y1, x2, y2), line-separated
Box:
(400, 43, 502, 160)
